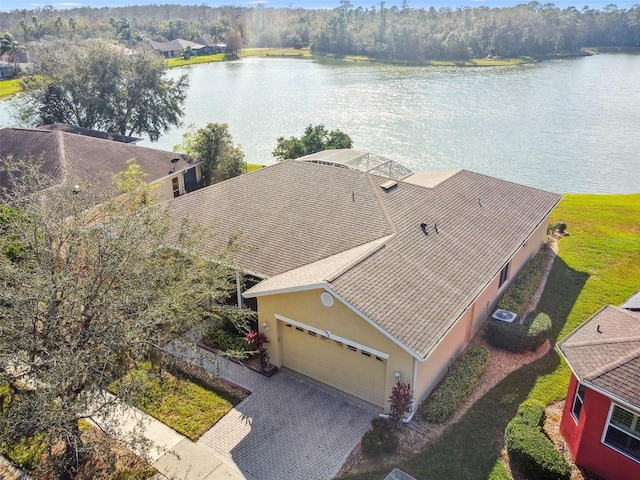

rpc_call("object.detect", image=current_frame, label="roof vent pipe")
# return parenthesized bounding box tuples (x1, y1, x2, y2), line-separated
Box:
(420, 223, 428, 236)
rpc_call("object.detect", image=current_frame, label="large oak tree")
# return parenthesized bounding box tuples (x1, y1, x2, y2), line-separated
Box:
(17, 40, 188, 141)
(0, 159, 239, 478)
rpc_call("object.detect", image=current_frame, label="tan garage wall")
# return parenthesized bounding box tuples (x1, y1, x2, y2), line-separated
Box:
(280, 319, 387, 406)
(257, 289, 414, 410)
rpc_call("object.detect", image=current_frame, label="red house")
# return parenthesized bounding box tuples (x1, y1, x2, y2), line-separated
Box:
(557, 291, 640, 480)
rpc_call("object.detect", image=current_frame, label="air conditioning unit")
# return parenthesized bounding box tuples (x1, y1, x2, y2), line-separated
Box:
(492, 309, 517, 323)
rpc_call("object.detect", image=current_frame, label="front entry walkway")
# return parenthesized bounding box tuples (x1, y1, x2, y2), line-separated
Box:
(163, 332, 379, 480)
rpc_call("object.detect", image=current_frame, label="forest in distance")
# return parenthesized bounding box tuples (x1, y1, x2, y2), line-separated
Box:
(2, 1, 640, 62)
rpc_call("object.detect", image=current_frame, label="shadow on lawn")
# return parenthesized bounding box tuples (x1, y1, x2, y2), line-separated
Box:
(339, 254, 590, 480)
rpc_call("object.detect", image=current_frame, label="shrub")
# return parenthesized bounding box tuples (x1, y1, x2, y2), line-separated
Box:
(511, 399, 546, 427)
(420, 345, 490, 422)
(498, 250, 547, 316)
(361, 418, 399, 457)
(389, 381, 414, 422)
(547, 221, 567, 234)
(487, 311, 552, 352)
(505, 401, 571, 480)
(201, 315, 249, 352)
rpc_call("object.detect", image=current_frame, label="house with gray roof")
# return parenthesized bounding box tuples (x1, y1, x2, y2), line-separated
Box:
(558, 297, 640, 480)
(166, 156, 561, 412)
(146, 39, 207, 58)
(0, 126, 202, 201)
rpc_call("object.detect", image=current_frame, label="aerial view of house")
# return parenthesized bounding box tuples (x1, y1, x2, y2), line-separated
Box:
(557, 290, 640, 480)
(165, 151, 562, 412)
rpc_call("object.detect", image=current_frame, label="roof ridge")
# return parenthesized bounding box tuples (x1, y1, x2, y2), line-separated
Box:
(55, 130, 68, 182)
(325, 234, 393, 283)
(585, 344, 640, 381)
(366, 172, 397, 235)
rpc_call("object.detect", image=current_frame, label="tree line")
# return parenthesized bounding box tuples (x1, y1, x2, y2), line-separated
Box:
(2, 2, 640, 61)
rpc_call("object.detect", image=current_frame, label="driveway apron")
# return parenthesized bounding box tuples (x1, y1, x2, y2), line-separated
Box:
(164, 334, 379, 480)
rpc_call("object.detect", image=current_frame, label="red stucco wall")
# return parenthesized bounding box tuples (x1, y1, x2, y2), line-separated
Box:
(560, 374, 640, 480)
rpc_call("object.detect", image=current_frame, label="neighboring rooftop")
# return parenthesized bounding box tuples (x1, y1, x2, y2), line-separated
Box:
(0, 127, 195, 194)
(622, 290, 640, 311)
(36, 123, 141, 144)
(558, 303, 640, 410)
(298, 149, 414, 181)
(166, 159, 561, 359)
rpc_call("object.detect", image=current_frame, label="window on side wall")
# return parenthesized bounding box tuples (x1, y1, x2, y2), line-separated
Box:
(499, 262, 510, 288)
(603, 404, 640, 462)
(572, 382, 586, 421)
(172, 177, 180, 198)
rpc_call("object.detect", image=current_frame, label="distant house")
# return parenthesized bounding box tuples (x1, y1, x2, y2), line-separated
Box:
(0, 125, 202, 202)
(146, 39, 207, 58)
(557, 291, 640, 480)
(0, 61, 12, 80)
(193, 35, 226, 55)
(165, 153, 561, 411)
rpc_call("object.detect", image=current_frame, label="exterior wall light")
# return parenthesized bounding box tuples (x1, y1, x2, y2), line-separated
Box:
(262, 322, 269, 331)
(394, 371, 401, 382)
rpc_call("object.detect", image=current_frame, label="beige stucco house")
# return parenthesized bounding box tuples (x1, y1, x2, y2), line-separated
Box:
(0, 124, 202, 202)
(166, 155, 561, 412)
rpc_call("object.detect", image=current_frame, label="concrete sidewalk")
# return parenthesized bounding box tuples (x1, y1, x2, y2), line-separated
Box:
(89, 392, 246, 480)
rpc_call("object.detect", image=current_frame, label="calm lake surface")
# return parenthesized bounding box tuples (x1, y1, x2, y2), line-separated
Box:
(2, 53, 639, 194)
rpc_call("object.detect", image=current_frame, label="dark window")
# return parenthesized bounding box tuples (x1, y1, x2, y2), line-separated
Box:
(572, 383, 586, 421)
(499, 262, 510, 288)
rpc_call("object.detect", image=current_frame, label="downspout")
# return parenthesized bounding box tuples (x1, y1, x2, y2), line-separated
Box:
(236, 273, 243, 308)
(401, 357, 419, 424)
(379, 358, 419, 423)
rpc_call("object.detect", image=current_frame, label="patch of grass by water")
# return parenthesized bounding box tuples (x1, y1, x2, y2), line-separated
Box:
(0, 78, 21, 99)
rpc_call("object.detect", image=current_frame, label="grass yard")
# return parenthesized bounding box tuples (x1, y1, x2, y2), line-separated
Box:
(167, 48, 309, 68)
(247, 163, 264, 173)
(339, 193, 640, 480)
(0, 78, 20, 98)
(114, 362, 246, 441)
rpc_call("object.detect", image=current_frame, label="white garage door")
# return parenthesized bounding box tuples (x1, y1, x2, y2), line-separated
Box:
(280, 320, 387, 407)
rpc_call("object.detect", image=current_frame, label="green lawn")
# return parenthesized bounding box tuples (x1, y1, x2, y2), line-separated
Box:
(339, 193, 640, 480)
(247, 163, 264, 173)
(114, 362, 246, 441)
(0, 78, 20, 98)
(167, 48, 310, 68)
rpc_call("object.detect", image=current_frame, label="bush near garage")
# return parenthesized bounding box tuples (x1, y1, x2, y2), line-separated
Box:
(361, 418, 399, 457)
(201, 314, 249, 353)
(420, 345, 490, 423)
(497, 249, 548, 316)
(505, 400, 571, 480)
(487, 311, 552, 352)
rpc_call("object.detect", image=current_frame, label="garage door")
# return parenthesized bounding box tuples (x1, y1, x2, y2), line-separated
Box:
(280, 320, 387, 407)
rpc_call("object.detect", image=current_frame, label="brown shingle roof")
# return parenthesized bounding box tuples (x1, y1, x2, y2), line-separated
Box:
(0, 127, 194, 194)
(557, 305, 640, 410)
(36, 123, 141, 144)
(167, 160, 561, 359)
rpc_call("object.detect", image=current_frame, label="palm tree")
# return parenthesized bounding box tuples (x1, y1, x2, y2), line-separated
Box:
(0, 32, 21, 77)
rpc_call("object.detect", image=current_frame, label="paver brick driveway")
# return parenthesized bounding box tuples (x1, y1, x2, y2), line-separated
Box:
(165, 335, 379, 480)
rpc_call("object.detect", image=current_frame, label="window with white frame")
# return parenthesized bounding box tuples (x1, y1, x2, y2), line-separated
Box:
(603, 404, 640, 462)
(572, 382, 586, 421)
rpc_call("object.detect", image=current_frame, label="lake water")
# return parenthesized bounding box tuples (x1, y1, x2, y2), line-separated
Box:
(2, 53, 639, 194)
